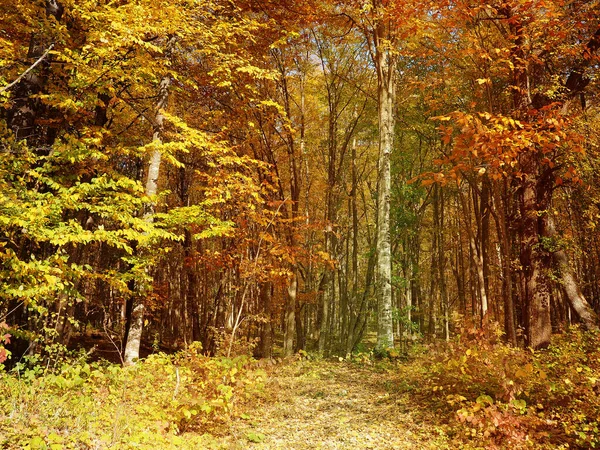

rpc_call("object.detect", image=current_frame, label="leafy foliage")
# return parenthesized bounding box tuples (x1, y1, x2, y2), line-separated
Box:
(400, 327, 600, 449)
(0, 322, 10, 368)
(0, 0, 283, 357)
(0, 345, 265, 449)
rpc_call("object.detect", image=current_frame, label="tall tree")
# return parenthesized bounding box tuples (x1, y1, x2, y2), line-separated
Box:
(428, 0, 600, 347)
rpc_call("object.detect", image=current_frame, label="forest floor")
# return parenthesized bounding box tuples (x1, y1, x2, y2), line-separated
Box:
(216, 358, 450, 450)
(3, 330, 599, 449)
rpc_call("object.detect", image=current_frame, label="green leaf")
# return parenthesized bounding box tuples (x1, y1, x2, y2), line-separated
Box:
(476, 394, 494, 406)
(510, 398, 527, 412)
(28, 436, 47, 449)
(246, 432, 265, 443)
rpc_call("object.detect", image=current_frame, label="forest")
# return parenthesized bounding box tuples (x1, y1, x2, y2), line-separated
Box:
(1, 0, 600, 448)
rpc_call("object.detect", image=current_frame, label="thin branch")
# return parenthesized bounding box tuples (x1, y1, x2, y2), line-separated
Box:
(0, 302, 24, 323)
(0, 45, 54, 94)
(226, 198, 288, 358)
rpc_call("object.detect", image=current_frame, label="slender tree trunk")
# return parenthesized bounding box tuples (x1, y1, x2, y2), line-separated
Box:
(493, 181, 518, 345)
(438, 188, 449, 341)
(546, 216, 600, 330)
(373, 9, 395, 351)
(455, 200, 467, 316)
(124, 76, 170, 366)
(295, 302, 306, 352)
(479, 179, 492, 318)
(258, 282, 273, 358)
(283, 273, 297, 357)
(272, 50, 303, 358)
(459, 184, 488, 320)
(182, 228, 201, 343)
(428, 186, 439, 338)
(318, 271, 330, 355)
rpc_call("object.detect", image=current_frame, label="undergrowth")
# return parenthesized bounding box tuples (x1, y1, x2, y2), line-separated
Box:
(393, 326, 600, 449)
(0, 342, 266, 449)
(2, 326, 599, 449)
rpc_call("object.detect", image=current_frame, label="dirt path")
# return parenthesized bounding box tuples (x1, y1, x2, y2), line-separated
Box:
(218, 359, 450, 450)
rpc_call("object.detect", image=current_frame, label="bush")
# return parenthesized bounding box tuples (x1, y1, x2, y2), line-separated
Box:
(0, 343, 266, 449)
(404, 327, 600, 449)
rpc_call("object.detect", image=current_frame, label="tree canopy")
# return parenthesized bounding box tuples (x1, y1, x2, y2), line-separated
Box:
(1, 0, 599, 370)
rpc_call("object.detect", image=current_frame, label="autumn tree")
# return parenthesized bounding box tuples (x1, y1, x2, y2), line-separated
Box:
(0, 0, 286, 362)
(427, 0, 600, 347)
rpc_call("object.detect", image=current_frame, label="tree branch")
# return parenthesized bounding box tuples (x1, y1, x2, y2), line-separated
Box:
(0, 45, 54, 94)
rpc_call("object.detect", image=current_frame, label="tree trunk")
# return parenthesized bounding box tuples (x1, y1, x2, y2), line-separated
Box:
(271, 49, 303, 359)
(506, 8, 552, 349)
(479, 179, 492, 318)
(428, 185, 439, 338)
(258, 282, 273, 358)
(123, 76, 170, 366)
(458, 184, 488, 320)
(438, 188, 449, 341)
(492, 180, 518, 345)
(373, 6, 395, 351)
(546, 216, 600, 331)
(318, 271, 330, 355)
(520, 161, 551, 349)
(283, 273, 297, 357)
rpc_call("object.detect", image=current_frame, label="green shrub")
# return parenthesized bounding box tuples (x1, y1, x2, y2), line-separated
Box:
(0, 343, 266, 449)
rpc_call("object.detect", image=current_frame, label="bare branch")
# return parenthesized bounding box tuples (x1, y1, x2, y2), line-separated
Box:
(0, 45, 55, 94)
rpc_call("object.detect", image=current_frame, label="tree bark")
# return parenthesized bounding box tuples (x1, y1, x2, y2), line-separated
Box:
(519, 160, 552, 349)
(492, 180, 518, 345)
(546, 216, 600, 331)
(506, 8, 552, 349)
(458, 184, 488, 320)
(258, 282, 273, 358)
(271, 49, 303, 358)
(283, 272, 297, 357)
(373, 1, 395, 351)
(123, 75, 171, 366)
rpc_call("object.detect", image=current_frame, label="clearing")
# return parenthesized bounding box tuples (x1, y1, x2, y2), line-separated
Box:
(216, 358, 450, 449)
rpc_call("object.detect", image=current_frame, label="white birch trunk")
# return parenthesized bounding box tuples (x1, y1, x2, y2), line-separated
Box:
(124, 76, 171, 366)
(374, 8, 395, 351)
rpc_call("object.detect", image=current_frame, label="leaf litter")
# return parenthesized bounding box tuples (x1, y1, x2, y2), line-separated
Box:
(217, 359, 451, 449)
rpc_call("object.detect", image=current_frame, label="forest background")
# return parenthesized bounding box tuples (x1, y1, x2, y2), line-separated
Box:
(1, 0, 600, 448)
(2, 0, 600, 369)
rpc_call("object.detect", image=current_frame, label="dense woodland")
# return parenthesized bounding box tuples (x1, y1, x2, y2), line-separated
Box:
(1, 0, 600, 364)
(4, 1, 600, 449)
